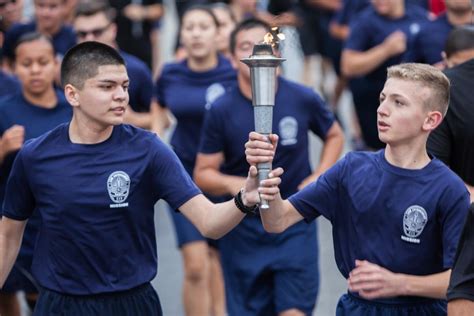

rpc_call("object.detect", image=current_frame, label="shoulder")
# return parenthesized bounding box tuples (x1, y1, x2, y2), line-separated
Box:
(432, 159, 468, 191)
(21, 123, 68, 157)
(279, 77, 322, 100)
(207, 85, 238, 111)
(160, 60, 187, 77)
(0, 93, 24, 116)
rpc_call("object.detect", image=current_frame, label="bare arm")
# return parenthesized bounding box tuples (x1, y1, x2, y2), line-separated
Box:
(180, 165, 283, 239)
(341, 31, 407, 78)
(0, 217, 27, 288)
(448, 299, 474, 316)
(0, 125, 25, 165)
(194, 152, 246, 196)
(299, 122, 344, 190)
(348, 260, 451, 300)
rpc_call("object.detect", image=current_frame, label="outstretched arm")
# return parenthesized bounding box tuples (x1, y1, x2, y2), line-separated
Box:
(180, 165, 283, 239)
(0, 217, 27, 288)
(348, 260, 450, 300)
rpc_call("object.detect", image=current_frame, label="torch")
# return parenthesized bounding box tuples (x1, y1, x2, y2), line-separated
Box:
(241, 37, 285, 209)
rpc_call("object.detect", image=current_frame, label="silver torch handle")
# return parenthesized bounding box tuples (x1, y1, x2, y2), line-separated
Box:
(254, 105, 273, 209)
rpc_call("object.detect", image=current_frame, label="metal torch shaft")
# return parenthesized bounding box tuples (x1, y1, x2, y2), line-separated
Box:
(254, 105, 273, 209)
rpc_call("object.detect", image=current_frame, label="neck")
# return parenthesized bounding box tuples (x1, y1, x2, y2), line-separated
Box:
(23, 88, 57, 109)
(446, 10, 473, 26)
(69, 114, 114, 144)
(384, 139, 430, 169)
(187, 54, 218, 72)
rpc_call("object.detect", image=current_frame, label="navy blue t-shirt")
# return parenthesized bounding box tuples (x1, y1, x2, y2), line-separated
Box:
(2, 124, 201, 294)
(289, 150, 470, 280)
(0, 71, 20, 97)
(0, 90, 72, 268)
(333, 0, 370, 25)
(155, 55, 236, 171)
(122, 51, 153, 113)
(2, 21, 76, 60)
(409, 14, 454, 65)
(200, 77, 334, 198)
(200, 77, 335, 238)
(0, 90, 72, 204)
(345, 5, 428, 84)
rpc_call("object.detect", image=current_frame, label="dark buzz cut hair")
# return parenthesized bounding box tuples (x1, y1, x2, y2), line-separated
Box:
(61, 41, 125, 89)
(75, 0, 116, 22)
(444, 26, 474, 58)
(229, 18, 272, 55)
(13, 32, 55, 61)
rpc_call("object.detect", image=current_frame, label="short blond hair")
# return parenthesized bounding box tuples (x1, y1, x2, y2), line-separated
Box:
(387, 63, 450, 116)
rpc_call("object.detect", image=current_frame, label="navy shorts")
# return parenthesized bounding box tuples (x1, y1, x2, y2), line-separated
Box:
(33, 283, 162, 316)
(336, 293, 447, 316)
(221, 217, 319, 315)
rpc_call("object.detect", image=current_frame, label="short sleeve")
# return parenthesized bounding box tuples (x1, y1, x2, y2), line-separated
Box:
(135, 66, 154, 112)
(154, 67, 169, 108)
(288, 156, 346, 222)
(198, 103, 226, 154)
(344, 15, 371, 51)
(148, 137, 201, 210)
(447, 203, 474, 301)
(2, 149, 35, 220)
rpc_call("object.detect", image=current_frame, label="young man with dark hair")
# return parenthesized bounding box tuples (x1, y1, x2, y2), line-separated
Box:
(247, 63, 470, 315)
(74, 0, 154, 129)
(0, 32, 71, 316)
(0, 41, 281, 316)
(194, 18, 344, 315)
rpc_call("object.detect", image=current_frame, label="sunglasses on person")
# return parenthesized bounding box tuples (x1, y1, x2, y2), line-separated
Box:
(76, 23, 111, 39)
(0, 0, 16, 9)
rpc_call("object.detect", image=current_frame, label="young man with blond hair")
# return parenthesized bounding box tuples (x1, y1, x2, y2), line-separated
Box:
(246, 63, 470, 315)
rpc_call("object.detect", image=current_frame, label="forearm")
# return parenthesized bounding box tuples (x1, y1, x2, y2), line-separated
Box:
(400, 270, 451, 299)
(449, 299, 474, 316)
(180, 194, 246, 240)
(143, 4, 163, 21)
(194, 168, 245, 196)
(341, 46, 391, 78)
(260, 196, 294, 233)
(0, 218, 26, 288)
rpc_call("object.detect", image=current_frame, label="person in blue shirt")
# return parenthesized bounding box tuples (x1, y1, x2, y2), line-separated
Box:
(0, 41, 282, 316)
(194, 18, 345, 316)
(152, 6, 236, 316)
(2, 0, 76, 70)
(341, 0, 429, 150)
(409, 0, 472, 66)
(0, 32, 72, 316)
(73, 0, 154, 129)
(246, 63, 470, 315)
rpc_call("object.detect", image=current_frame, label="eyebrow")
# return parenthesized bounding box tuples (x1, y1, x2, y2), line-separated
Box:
(97, 79, 129, 84)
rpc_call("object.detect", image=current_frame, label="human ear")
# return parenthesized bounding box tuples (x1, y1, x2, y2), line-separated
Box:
(64, 84, 80, 107)
(423, 111, 443, 131)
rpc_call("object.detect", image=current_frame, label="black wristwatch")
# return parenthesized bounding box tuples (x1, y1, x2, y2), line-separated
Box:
(234, 189, 258, 215)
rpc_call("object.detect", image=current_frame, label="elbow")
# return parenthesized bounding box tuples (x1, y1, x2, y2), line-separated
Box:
(340, 52, 356, 78)
(262, 222, 286, 234)
(200, 227, 223, 240)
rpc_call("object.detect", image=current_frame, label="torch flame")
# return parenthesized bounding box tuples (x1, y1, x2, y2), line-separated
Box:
(263, 27, 285, 47)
